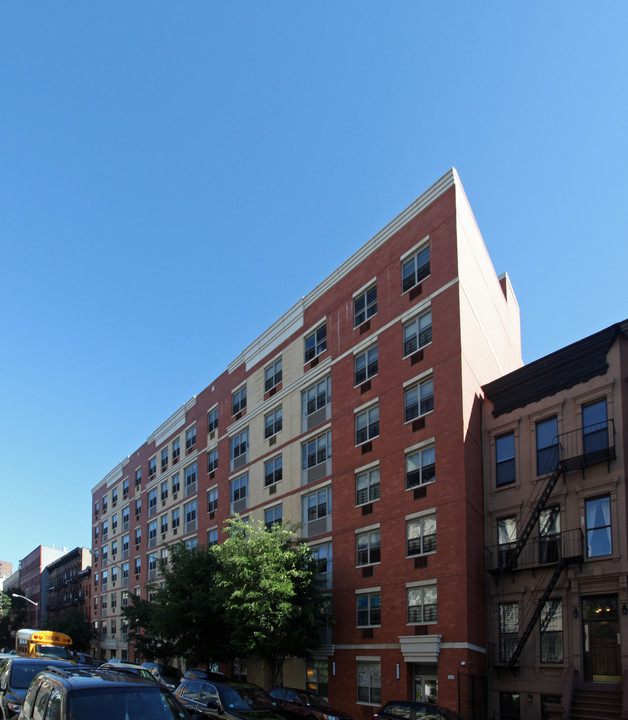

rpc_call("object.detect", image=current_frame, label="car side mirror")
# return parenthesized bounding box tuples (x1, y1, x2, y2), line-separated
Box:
(206, 698, 221, 712)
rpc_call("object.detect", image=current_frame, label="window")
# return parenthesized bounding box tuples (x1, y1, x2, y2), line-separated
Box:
(354, 284, 377, 327)
(102, 496, 108, 514)
(208, 529, 218, 546)
(500, 693, 520, 720)
(148, 489, 157, 517)
(407, 514, 436, 556)
(407, 584, 437, 623)
(148, 521, 158, 548)
(539, 506, 561, 564)
(101, 570, 108, 589)
(111, 540, 118, 557)
(405, 445, 435, 488)
(160, 481, 168, 502)
(265, 358, 282, 392)
(357, 592, 381, 626)
(94, 500, 99, 518)
(311, 542, 332, 589)
(172, 438, 180, 463)
(135, 468, 141, 487)
(356, 468, 380, 506)
(265, 455, 283, 486)
(207, 408, 218, 433)
(402, 244, 430, 292)
(496, 432, 516, 487)
(112, 488, 118, 506)
(184, 500, 198, 533)
(160, 514, 168, 535)
(357, 661, 381, 705)
(134, 528, 141, 548)
(231, 474, 249, 510)
(265, 505, 282, 530)
(207, 448, 218, 473)
(302, 487, 332, 537)
(356, 405, 379, 445)
(112, 513, 118, 532)
(230, 429, 249, 471)
(172, 508, 180, 531)
(232, 386, 247, 415)
(305, 323, 327, 363)
(122, 506, 130, 530)
(208, 488, 218, 513)
(540, 599, 563, 663)
(403, 309, 432, 356)
(265, 407, 283, 438)
(122, 478, 129, 498)
(102, 520, 109, 541)
(499, 602, 519, 663)
(302, 376, 332, 431)
(148, 553, 157, 578)
(186, 426, 197, 450)
(134, 558, 141, 576)
(161, 447, 168, 470)
(148, 457, 157, 477)
(172, 473, 180, 495)
(583, 399, 609, 455)
(536, 416, 558, 475)
(355, 345, 378, 385)
(497, 516, 517, 568)
(404, 376, 434, 422)
(586, 495, 612, 557)
(185, 463, 198, 496)
(302, 430, 332, 470)
(135, 498, 141, 519)
(357, 529, 380, 566)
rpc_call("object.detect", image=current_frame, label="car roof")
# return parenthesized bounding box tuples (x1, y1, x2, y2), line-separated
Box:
(35, 667, 170, 690)
(183, 678, 263, 690)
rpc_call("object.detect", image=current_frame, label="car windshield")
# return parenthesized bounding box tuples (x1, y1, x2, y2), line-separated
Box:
(36, 645, 73, 660)
(160, 667, 181, 683)
(68, 687, 185, 720)
(220, 686, 274, 711)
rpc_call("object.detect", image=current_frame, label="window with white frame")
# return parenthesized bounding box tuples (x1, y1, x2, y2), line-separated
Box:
(302, 376, 331, 431)
(186, 426, 197, 451)
(185, 463, 198, 496)
(586, 495, 612, 557)
(172, 438, 180, 464)
(356, 404, 379, 445)
(403, 309, 432, 356)
(407, 583, 437, 623)
(407, 513, 436, 556)
(355, 345, 378, 386)
(160, 481, 168, 502)
(231, 474, 249, 509)
(354, 284, 377, 327)
(208, 529, 218, 546)
(404, 376, 434, 422)
(497, 516, 517, 568)
(148, 457, 157, 477)
(302, 486, 332, 537)
(305, 323, 327, 363)
(265, 505, 282, 530)
(356, 528, 380, 566)
(356, 467, 380, 506)
(265, 407, 283, 439)
(148, 553, 157, 579)
(356, 661, 381, 705)
(134, 558, 141, 576)
(122, 506, 130, 530)
(161, 447, 168, 470)
(122, 478, 129, 498)
(135, 468, 142, 487)
(357, 591, 381, 627)
(230, 429, 249, 470)
(265, 455, 282, 486)
(208, 488, 218, 513)
(232, 385, 247, 415)
(302, 430, 332, 471)
(207, 448, 218, 473)
(311, 542, 332, 590)
(134, 528, 141, 548)
(536, 415, 558, 476)
(160, 515, 168, 535)
(172, 473, 180, 495)
(112, 513, 118, 532)
(265, 358, 282, 392)
(148, 521, 157, 548)
(402, 243, 430, 292)
(405, 445, 435, 488)
(148, 490, 157, 517)
(122, 534, 129, 558)
(184, 500, 197, 533)
(171, 507, 180, 531)
(112, 487, 118, 506)
(207, 407, 218, 433)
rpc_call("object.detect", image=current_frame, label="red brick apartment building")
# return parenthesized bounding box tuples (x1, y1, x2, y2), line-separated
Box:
(91, 169, 522, 719)
(482, 321, 628, 720)
(46, 547, 92, 624)
(17, 545, 68, 627)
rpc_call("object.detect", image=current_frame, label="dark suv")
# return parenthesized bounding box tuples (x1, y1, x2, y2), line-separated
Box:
(16, 666, 195, 720)
(374, 700, 465, 720)
(0, 657, 71, 719)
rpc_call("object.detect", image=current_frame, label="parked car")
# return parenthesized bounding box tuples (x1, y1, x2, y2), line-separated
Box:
(0, 657, 73, 719)
(269, 687, 353, 720)
(72, 653, 101, 667)
(174, 677, 286, 720)
(16, 665, 198, 720)
(141, 662, 182, 690)
(184, 668, 226, 681)
(100, 662, 157, 682)
(374, 700, 465, 720)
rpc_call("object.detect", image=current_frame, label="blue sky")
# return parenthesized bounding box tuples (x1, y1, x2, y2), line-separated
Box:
(1, 2, 627, 569)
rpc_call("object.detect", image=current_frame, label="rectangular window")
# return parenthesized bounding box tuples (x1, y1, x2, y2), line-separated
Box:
(232, 386, 247, 415)
(356, 405, 379, 445)
(402, 244, 430, 292)
(540, 599, 563, 663)
(356, 662, 381, 705)
(498, 516, 517, 568)
(354, 285, 377, 327)
(122, 535, 129, 557)
(231, 474, 249, 511)
(405, 445, 435, 488)
(103, 496, 108, 513)
(356, 468, 380, 506)
(311, 542, 332, 590)
(186, 426, 197, 450)
(265, 505, 283, 530)
(357, 592, 381, 627)
(134, 528, 141, 547)
(407, 514, 436, 556)
(586, 495, 612, 557)
(302, 430, 332, 484)
(403, 309, 432, 356)
(496, 432, 516, 487)
(148, 521, 157, 548)
(112, 488, 118, 506)
(184, 500, 198, 533)
(160, 481, 168, 502)
(122, 478, 129, 498)
(499, 602, 519, 663)
(207, 408, 218, 433)
(122, 507, 130, 530)
(230, 429, 249, 471)
(172, 473, 180, 495)
(208, 529, 218, 546)
(265, 358, 283, 392)
(185, 463, 198, 496)
(302, 487, 332, 538)
(355, 345, 378, 385)
(208, 488, 218, 513)
(404, 377, 434, 422)
(305, 323, 327, 363)
(500, 693, 520, 720)
(160, 515, 168, 535)
(265, 456, 283, 486)
(407, 584, 437, 623)
(539, 506, 561, 564)
(207, 449, 218, 473)
(148, 490, 157, 517)
(536, 416, 558, 475)
(356, 529, 380, 566)
(135, 469, 142, 487)
(161, 447, 168, 470)
(148, 457, 157, 477)
(171, 508, 180, 530)
(172, 438, 180, 463)
(112, 513, 118, 532)
(264, 407, 283, 439)
(302, 376, 332, 431)
(583, 399, 609, 456)
(134, 558, 141, 575)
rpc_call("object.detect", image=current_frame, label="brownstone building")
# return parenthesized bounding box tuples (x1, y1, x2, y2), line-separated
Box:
(17, 545, 68, 627)
(46, 547, 92, 624)
(482, 321, 628, 719)
(91, 169, 522, 718)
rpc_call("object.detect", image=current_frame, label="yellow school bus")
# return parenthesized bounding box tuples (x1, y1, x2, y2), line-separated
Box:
(15, 629, 74, 661)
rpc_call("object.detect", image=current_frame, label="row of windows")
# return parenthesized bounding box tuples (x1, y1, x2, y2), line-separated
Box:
(499, 598, 563, 664)
(357, 583, 437, 628)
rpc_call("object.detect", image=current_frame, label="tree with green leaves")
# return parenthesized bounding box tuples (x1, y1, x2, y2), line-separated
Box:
(215, 517, 326, 687)
(43, 608, 94, 652)
(0, 591, 27, 651)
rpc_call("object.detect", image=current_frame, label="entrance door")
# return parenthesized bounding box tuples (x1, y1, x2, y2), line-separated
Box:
(582, 595, 621, 682)
(413, 675, 438, 703)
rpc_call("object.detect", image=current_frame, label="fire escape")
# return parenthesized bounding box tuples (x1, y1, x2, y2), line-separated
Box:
(487, 419, 616, 670)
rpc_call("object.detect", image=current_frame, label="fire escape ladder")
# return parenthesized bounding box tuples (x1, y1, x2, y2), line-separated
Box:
(507, 559, 566, 669)
(509, 465, 563, 568)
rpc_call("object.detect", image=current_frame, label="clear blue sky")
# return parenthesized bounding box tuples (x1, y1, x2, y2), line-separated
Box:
(2, 2, 627, 569)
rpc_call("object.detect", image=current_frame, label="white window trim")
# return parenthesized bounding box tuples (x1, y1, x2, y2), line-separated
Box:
(405, 437, 436, 455)
(355, 459, 380, 474)
(406, 507, 437, 522)
(299, 478, 332, 498)
(303, 317, 327, 337)
(352, 277, 377, 300)
(262, 500, 282, 513)
(403, 368, 433, 389)
(400, 235, 430, 262)
(401, 299, 432, 325)
(355, 522, 380, 535)
(354, 397, 380, 415)
(406, 578, 437, 589)
(308, 535, 332, 547)
(353, 337, 379, 356)
(355, 586, 381, 595)
(300, 422, 332, 445)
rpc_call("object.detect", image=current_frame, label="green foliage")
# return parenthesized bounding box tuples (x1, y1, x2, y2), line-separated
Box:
(0, 591, 28, 650)
(42, 609, 94, 652)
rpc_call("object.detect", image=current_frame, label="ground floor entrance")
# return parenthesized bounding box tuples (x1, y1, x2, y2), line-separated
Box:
(582, 594, 621, 682)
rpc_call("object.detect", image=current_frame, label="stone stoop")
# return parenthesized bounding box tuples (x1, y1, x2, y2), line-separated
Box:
(571, 683, 622, 720)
